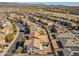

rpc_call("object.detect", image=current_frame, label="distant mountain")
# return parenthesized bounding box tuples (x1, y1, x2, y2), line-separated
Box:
(0, 2, 47, 6)
(0, 2, 79, 8)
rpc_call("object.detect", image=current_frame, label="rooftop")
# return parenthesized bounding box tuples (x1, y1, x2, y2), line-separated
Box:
(65, 39, 79, 47)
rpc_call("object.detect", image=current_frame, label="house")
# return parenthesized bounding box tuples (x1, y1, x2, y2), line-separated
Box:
(24, 38, 40, 54)
(24, 31, 40, 54)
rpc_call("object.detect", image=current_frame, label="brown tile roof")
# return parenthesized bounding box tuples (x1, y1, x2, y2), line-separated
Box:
(33, 38, 40, 49)
(33, 31, 40, 49)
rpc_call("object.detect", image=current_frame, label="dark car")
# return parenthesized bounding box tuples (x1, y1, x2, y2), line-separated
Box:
(19, 30, 25, 32)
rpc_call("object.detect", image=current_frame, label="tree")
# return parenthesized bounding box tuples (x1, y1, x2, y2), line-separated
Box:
(5, 33, 14, 43)
(51, 33, 56, 39)
(0, 24, 3, 29)
(18, 39, 25, 47)
(71, 23, 77, 30)
(39, 30, 45, 35)
(72, 25, 77, 30)
(13, 24, 17, 34)
(53, 19, 57, 22)
(16, 46, 23, 54)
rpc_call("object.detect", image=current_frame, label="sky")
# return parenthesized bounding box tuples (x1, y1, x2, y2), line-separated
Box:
(27, 2, 79, 6)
